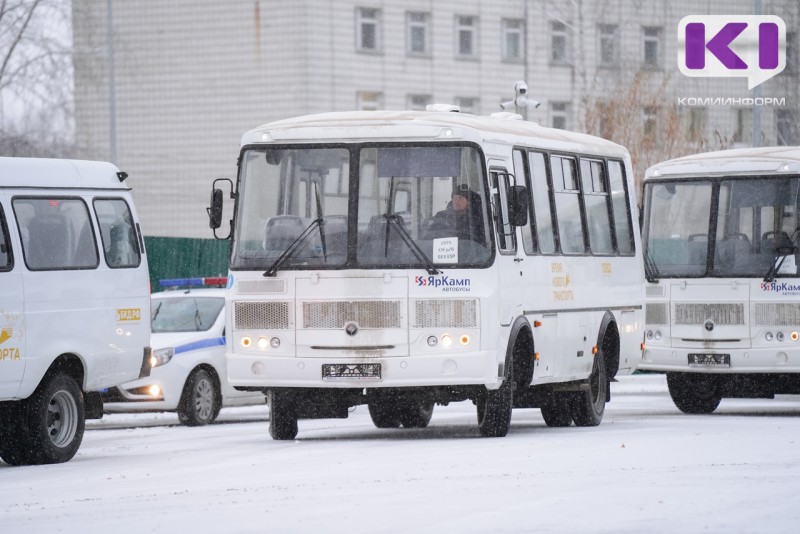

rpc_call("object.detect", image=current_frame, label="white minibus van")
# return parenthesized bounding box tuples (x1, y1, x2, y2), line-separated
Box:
(0, 157, 151, 465)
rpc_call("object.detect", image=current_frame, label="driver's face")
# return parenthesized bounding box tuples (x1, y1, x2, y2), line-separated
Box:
(452, 194, 468, 212)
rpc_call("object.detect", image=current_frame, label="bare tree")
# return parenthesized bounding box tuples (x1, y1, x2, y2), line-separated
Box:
(0, 0, 73, 157)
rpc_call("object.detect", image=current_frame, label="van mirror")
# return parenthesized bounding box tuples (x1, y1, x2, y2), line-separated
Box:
(208, 188, 224, 229)
(507, 185, 529, 227)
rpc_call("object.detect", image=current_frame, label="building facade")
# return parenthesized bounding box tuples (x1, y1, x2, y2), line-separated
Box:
(72, 0, 800, 238)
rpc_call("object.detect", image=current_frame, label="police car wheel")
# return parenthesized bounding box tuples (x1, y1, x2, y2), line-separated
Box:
(178, 369, 220, 426)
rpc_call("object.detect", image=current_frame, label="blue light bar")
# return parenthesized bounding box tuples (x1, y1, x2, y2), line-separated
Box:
(159, 277, 228, 288)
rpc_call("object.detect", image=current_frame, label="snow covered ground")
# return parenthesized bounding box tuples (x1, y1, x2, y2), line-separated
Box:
(2, 373, 800, 533)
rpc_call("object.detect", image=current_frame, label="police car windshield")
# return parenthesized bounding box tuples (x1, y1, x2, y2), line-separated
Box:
(151, 296, 224, 333)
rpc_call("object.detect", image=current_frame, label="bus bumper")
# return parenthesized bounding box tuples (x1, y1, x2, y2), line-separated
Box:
(639, 345, 800, 373)
(225, 350, 502, 389)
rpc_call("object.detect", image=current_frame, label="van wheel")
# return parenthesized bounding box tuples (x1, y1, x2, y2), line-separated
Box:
(268, 390, 298, 440)
(570, 353, 607, 427)
(667, 372, 721, 414)
(477, 377, 513, 438)
(399, 401, 434, 429)
(367, 400, 401, 429)
(540, 392, 573, 427)
(6, 373, 85, 465)
(178, 369, 220, 426)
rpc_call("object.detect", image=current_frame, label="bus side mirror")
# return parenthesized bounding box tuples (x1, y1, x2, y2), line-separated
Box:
(208, 178, 234, 239)
(507, 185, 529, 227)
(208, 188, 223, 229)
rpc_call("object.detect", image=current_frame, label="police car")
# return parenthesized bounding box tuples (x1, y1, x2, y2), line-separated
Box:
(101, 278, 264, 425)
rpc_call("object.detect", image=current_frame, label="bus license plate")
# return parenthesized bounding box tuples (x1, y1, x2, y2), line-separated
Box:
(688, 353, 730, 367)
(322, 363, 381, 381)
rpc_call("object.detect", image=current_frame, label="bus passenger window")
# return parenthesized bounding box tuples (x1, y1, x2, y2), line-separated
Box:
(608, 160, 634, 254)
(551, 156, 586, 254)
(529, 151, 556, 254)
(580, 158, 613, 254)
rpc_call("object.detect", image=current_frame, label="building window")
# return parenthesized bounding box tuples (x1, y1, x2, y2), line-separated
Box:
(357, 91, 383, 111)
(356, 7, 381, 52)
(734, 108, 753, 145)
(551, 21, 570, 64)
(551, 102, 569, 130)
(407, 11, 430, 56)
(777, 110, 798, 146)
(502, 19, 524, 62)
(407, 94, 432, 110)
(642, 106, 657, 140)
(598, 24, 619, 67)
(643, 26, 662, 69)
(455, 97, 478, 114)
(687, 108, 707, 141)
(455, 15, 477, 58)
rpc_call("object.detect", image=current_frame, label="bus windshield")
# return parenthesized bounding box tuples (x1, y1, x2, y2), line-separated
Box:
(231, 144, 493, 271)
(643, 176, 800, 278)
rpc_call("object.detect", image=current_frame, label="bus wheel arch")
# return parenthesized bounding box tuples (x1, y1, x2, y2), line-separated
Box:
(509, 317, 535, 391)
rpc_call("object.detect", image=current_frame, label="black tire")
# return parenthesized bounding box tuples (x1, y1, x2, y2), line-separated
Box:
(367, 399, 402, 429)
(0, 402, 33, 465)
(177, 369, 220, 426)
(667, 372, 722, 414)
(477, 377, 513, 438)
(268, 390, 298, 440)
(540, 392, 573, 427)
(2, 373, 85, 465)
(570, 353, 607, 427)
(398, 400, 434, 429)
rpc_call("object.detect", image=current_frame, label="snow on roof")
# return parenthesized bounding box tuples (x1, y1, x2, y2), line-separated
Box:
(241, 110, 629, 158)
(644, 146, 800, 179)
(0, 157, 128, 190)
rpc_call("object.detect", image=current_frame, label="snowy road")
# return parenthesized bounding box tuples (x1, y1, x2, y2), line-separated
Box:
(2, 374, 800, 533)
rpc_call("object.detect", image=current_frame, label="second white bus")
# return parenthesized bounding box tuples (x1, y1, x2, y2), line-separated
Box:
(209, 107, 645, 439)
(640, 146, 800, 413)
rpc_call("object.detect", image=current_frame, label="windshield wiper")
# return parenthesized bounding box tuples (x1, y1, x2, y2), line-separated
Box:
(644, 247, 660, 283)
(763, 226, 800, 282)
(263, 218, 323, 277)
(263, 183, 328, 277)
(384, 214, 440, 275)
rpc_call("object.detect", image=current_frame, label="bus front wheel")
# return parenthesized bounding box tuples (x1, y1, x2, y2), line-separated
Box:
(476, 378, 513, 437)
(667, 372, 721, 414)
(268, 390, 298, 440)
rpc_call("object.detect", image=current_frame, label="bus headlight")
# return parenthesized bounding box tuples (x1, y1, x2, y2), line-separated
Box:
(777, 331, 786, 342)
(241, 336, 253, 348)
(150, 347, 174, 368)
(270, 337, 281, 348)
(646, 330, 654, 340)
(765, 331, 774, 341)
(257, 337, 269, 349)
(653, 331, 662, 341)
(460, 334, 471, 346)
(427, 336, 438, 347)
(441, 335, 453, 348)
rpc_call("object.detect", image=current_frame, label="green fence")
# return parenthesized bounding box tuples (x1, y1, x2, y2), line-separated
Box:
(144, 236, 230, 291)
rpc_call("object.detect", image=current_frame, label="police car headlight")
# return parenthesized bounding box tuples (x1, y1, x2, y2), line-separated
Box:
(150, 347, 174, 368)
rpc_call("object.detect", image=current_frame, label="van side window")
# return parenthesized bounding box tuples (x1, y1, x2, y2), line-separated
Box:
(0, 205, 12, 270)
(94, 199, 141, 268)
(13, 197, 98, 270)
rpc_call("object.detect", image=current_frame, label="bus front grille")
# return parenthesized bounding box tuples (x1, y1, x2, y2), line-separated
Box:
(753, 303, 800, 326)
(646, 303, 668, 325)
(234, 301, 290, 330)
(413, 299, 478, 328)
(673, 303, 745, 325)
(302, 301, 402, 329)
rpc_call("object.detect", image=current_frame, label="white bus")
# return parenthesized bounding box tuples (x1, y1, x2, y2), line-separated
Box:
(0, 157, 151, 465)
(640, 146, 800, 413)
(208, 107, 644, 440)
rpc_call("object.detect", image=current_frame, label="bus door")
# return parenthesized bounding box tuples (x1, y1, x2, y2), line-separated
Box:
(0, 201, 26, 397)
(490, 165, 524, 326)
